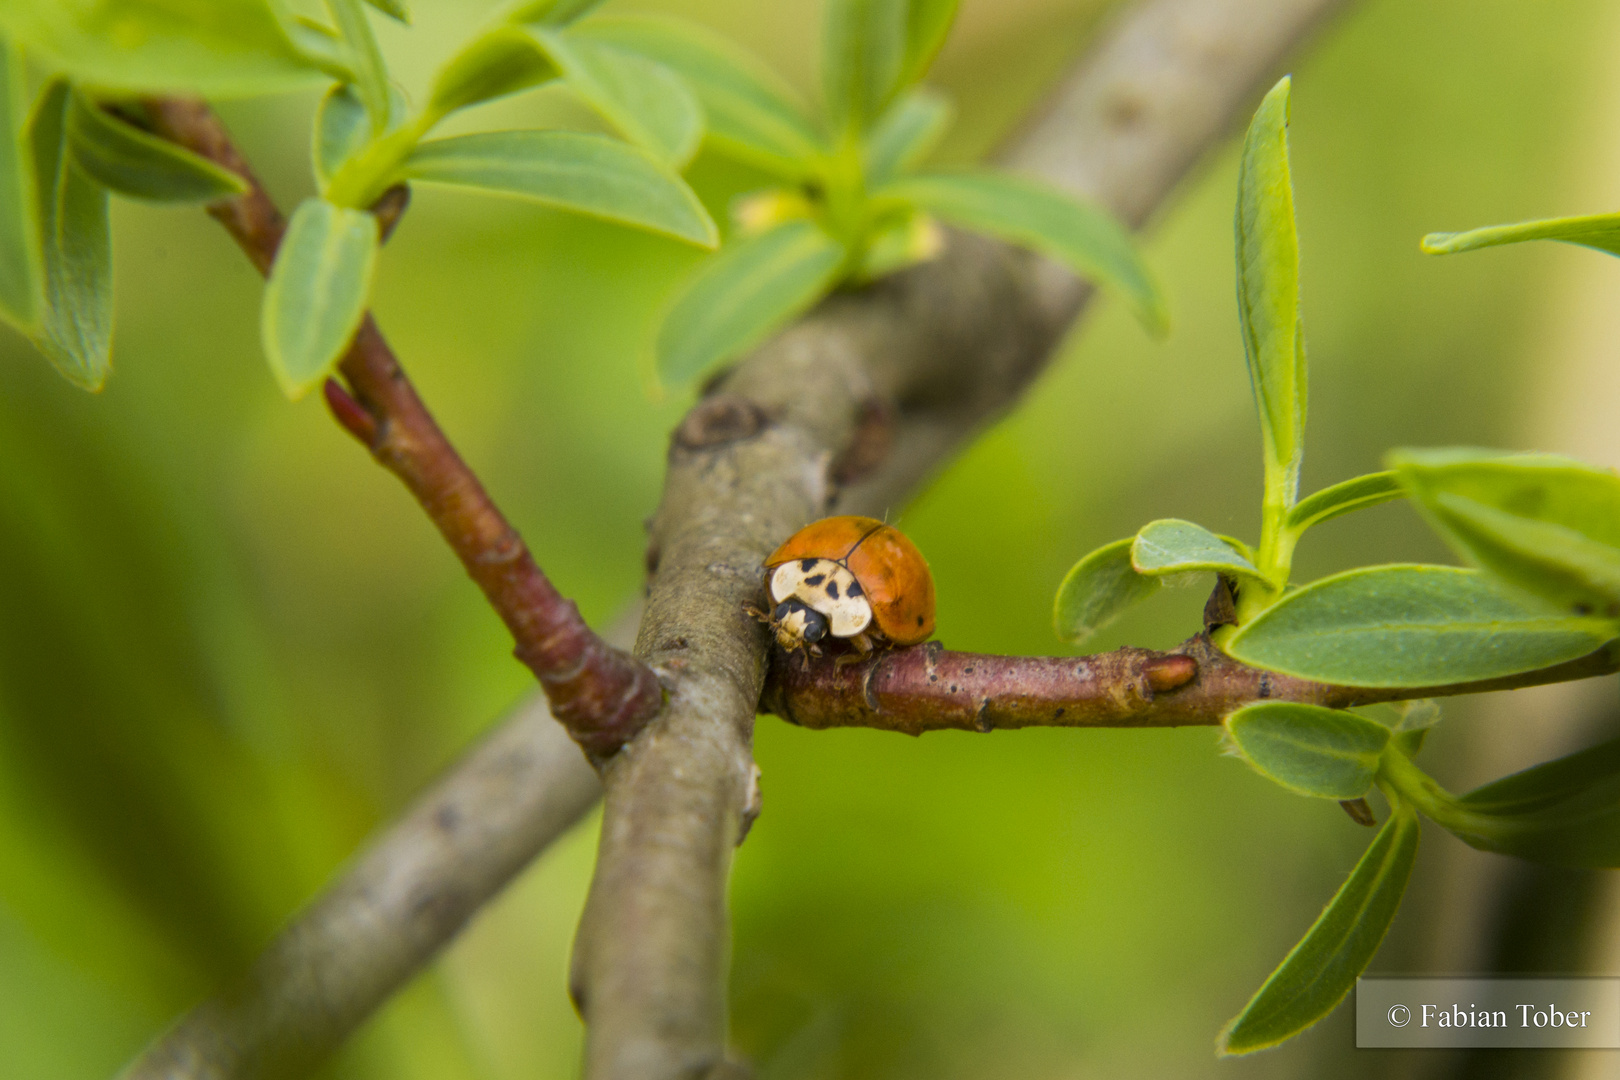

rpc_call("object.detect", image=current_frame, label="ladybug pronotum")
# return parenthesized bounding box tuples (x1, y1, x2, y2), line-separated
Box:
(759, 515, 935, 657)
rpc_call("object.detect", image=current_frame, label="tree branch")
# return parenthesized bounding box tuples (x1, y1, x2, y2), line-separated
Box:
(572, 1, 1359, 1077)
(140, 99, 661, 760)
(119, 691, 602, 1080)
(762, 637, 1620, 735)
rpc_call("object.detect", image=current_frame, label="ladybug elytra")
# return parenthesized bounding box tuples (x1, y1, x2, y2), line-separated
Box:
(758, 515, 935, 657)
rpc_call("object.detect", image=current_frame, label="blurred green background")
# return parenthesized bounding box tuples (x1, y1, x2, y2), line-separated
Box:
(2, 0, 1617, 1077)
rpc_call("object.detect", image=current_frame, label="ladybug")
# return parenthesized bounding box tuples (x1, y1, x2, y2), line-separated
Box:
(757, 515, 935, 658)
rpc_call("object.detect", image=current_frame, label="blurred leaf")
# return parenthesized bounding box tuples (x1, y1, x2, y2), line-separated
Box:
(1286, 472, 1402, 534)
(1422, 211, 1620, 258)
(880, 170, 1165, 333)
(864, 87, 950, 185)
(426, 25, 558, 122)
(1225, 703, 1390, 799)
(1132, 519, 1265, 583)
(657, 218, 845, 386)
(1357, 699, 1441, 758)
(853, 206, 940, 280)
(0, 42, 39, 330)
(364, 0, 409, 23)
(1391, 448, 1620, 617)
(1225, 565, 1615, 687)
(898, 0, 959, 89)
(1450, 738, 1620, 867)
(532, 27, 702, 169)
(1053, 537, 1162, 644)
(823, 0, 906, 133)
(260, 198, 377, 399)
(0, 0, 322, 97)
(504, 0, 606, 26)
(404, 130, 716, 246)
(67, 94, 246, 203)
(286, 16, 353, 81)
(27, 81, 111, 390)
(732, 187, 814, 236)
(1218, 802, 1419, 1055)
(328, 0, 393, 133)
(574, 15, 824, 178)
(313, 84, 369, 187)
(1235, 76, 1305, 498)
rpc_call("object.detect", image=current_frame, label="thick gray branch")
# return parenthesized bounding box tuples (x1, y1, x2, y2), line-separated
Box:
(119, 693, 601, 1080)
(571, 1, 1355, 1077)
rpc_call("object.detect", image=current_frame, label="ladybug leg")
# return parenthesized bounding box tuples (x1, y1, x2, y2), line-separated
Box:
(742, 602, 772, 625)
(833, 633, 876, 667)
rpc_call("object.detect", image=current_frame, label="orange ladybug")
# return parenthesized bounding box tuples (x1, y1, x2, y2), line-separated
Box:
(760, 515, 935, 656)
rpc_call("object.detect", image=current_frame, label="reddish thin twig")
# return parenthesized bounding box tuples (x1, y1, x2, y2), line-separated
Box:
(142, 98, 660, 759)
(761, 634, 1620, 735)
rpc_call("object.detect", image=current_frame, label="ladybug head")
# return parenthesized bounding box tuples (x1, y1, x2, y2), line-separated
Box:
(770, 598, 828, 651)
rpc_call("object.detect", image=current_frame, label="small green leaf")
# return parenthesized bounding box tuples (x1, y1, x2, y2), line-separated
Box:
(823, 0, 907, 133)
(0, 0, 323, 97)
(261, 199, 377, 399)
(327, 0, 392, 133)
(1286, 472, 1402, 534)
(853, 206, 940, 280)
(0, 42, 40, 330)
(1422, 211, 1620, 258)
(1218, 802, 1419, 1055)
(1451, 738, 1620, 867)
(1132, 519, 1264, 583)
(898, 0, 959, 89)
(313, 85, 369, 188)
(1391, 449, 1620, 617)
(364, 0, 410, 23)
(67, 95, 246, 203)
(1225, 703, 1390, 799)
(503, 0, 607, 26)
(1356, 699, 1441, 758)
(531, 27, 703, 169)
(657, 218, 845, 386)
(1225, 565, 1615, 687)
(572, 16, 824, 178)
(879, 170, 1165, 334)
(1053, 537, 1162, 644)
(427, 25, 558, 122)
(1235, 76, 1305, 499)
(28, 81, 112, 390)
(287, 17, 355, 81)
(404, 131, 716, 246)
(864, 87, 950, 185)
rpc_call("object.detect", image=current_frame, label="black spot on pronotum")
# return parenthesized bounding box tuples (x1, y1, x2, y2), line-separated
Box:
(847, 579, 863, 597)
(804, 574, 826, 586)
(826, 580, 840, 599)
(801, 558, 817, 572)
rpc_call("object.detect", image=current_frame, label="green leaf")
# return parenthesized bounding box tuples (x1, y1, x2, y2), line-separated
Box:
(572, 16, 824, 179)
(531, 27, 703, 169)
(1390, 449, 1620, 617)
(879, 170, 1165, 334)
(404, 131, 716, 247)
(28, 81, 112, 390)
(864, 87, 950, 184)
(1053, 537, 1162, 644)
(260, 199, 377, 399)
(1225, 703, 1390, 799)
(823, 0, 906, 133)
(1218, 802, 1419, 1055)
(426, 25, 558, 122)
(1286, 471, 1402, 534)
(327, 0, 393, 134)
(503, 0, 606, 26)
(0, 0, 323, 97)
(1132, 519, 1265, 583)
(853, 206, 940, 280)
(898, 0, 959, 88)
(1452, 739, 1620, 867)
(67, 94, 246, 203)
(0, 43, 40, 330)
(364, 0, 409, 23)
(656, 218, 845, 386)
(1235, 76, 1305, 498)
(313, 84, 369, 188)
(1225, 565, 1615, 687)
(1356, 699, 1441, 758)
(1422, 211, 1620, 258)
(287, 17, 354, 81)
